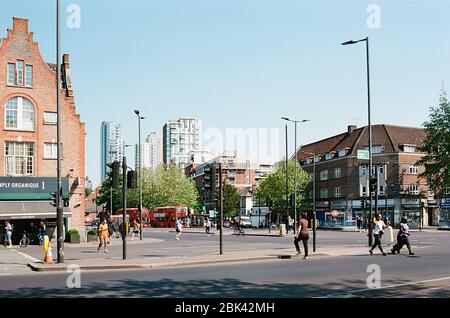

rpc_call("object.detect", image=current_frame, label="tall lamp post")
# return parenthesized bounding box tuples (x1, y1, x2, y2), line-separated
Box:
(282, 117, 310, 233)
(134, 110, 145, 241)
(342, 37, 373, 247)
(55, 0, 64, 263)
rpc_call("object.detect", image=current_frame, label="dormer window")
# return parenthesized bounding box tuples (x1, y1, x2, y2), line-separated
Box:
(325, 153, 334, 160)
(338, 149, 347, 157)
(402, 145, 416, 153)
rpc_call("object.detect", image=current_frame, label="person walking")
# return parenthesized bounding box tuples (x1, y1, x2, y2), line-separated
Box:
(175, 218, 182, 240)
(38, 221, 47, 245)
(107, 217, 114, 245)
(131, 219, 141, 241)
(294, 213, 309, 260)
(205, 218, 211, 236)
(369, 214, 387, 256)
(288, 215, 293, 234)
(4, 221, 13, 248)
(391, 217, 415, 256)
(97, 219, 109, 253)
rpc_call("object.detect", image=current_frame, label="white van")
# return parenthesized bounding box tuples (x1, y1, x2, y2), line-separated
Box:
(238, 216, 252, 228)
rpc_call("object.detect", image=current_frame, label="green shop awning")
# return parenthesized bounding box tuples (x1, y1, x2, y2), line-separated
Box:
(0, 201, 71, 220)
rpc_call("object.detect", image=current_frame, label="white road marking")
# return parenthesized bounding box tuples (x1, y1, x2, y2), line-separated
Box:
(12, 249, 41, 263)
(322, 276, 450, 297)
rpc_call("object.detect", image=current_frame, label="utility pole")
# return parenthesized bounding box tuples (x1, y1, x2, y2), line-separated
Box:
(56, 0, 64, 264)
(285, 125, 289, 234)
(219, 163, 223, 255)
(312, 154, 316, 253)
(122, 156, 127, 260)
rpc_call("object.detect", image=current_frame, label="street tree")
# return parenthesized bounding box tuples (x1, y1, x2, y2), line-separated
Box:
(220, 183, 240, 218)
(254, 160, 310, 213)
(416, 89, 450, 196)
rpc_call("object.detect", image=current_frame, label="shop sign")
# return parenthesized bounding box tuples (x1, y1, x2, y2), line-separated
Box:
(330, 200, 347, 209)
(315, 201, 329, 208)
(0, 177, 69, 194)
(441, 198, 450, 209)
(401, 198, 421, 207)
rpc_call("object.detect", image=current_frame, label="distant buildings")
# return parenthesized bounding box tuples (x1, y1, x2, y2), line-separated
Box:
(100, 121, 124, 181)
(163, 117, 200, 169)
(296, 124, 441, 228)
(135, 132, 163, 171)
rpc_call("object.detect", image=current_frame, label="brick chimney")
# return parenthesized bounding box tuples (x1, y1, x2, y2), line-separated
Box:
(348, 125, 357, 133)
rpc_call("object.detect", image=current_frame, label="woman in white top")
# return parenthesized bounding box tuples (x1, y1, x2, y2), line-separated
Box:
(369, 214, 387, 256)
(391, 217, 415, 255)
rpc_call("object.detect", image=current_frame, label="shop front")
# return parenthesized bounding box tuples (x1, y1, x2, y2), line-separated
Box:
(0, 177, 71, 244)
(315, 201, 329, 221)
(439, 197, 450, 229)
(400, 198, 423, 229)
(329, 200, 347, 221)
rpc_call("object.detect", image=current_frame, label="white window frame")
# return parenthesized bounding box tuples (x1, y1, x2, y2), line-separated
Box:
(361, 186, 367, 197)
(7, 63, 15, 85)
(25, 65, 33, 87)
(334, 187, 342, 198)
(409, 165, 419, 175)
(43, 112, 58, 125)
(4, 97, 35, 131)
(334, 168, 342, 179)
(16, 60, 24, 86)
(44, 143, 58, 159)
(320, 170, 328, 181)
(409, 184, 419, 195)
(403, 145, 416, 153)
(325, 153, 333, 160)
(320, 188, 328, 199)
(5, 141, 35, 176)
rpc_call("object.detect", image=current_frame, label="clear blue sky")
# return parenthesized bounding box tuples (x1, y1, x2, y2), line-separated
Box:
(2, 0, 449, 186)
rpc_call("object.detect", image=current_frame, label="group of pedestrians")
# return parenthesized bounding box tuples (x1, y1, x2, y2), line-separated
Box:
(291, 213, 416, 260)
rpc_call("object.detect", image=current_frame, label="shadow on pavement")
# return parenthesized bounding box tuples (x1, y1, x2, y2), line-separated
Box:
(0, 277, 447, 298)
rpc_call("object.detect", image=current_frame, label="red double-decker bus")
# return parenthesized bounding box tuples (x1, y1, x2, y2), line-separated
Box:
(150, 206, 188, 228)
(115, 208, 151, 227)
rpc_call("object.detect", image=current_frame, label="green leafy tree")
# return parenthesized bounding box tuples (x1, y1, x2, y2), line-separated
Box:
(255, 160, 310, 213)
(96, 178, 122, 214)
(84, 187, 93, 197)
(417, 89, 450, 196)
(221, 183, 240, 218)
(127, 164, 199, 211)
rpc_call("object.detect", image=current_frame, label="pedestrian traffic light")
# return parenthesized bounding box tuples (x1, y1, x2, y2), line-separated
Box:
(370, 176, 378, 193)
(63, 197, 70, 208)
(127, 170, 137, 189)
(107, 161, 120, 189)
(50, 192, 57, 207)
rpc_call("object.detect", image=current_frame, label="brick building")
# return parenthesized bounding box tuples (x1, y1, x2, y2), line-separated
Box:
(297, 124, 439, 228)
(0, 18, 85, 241)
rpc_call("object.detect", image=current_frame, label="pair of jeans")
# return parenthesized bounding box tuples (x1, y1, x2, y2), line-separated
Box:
(371, 234, 384, 253)
(294, 234, 309, 257)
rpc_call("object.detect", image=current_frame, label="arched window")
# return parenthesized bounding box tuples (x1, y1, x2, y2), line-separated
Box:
(4, 96, 35, 130)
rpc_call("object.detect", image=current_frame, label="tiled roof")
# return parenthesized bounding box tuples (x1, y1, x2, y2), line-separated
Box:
(296, 124, 425, 162)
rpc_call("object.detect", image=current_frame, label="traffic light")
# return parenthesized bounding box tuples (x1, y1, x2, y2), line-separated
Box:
(50, 192, 57, 207)
(63, 197, 70, 208)
(127, 170, 138, 189)
(370, 176, 378, 193)
(360, 199, 366, 209)
(203, 164, 216, 191)
(107, 161, 120, 189)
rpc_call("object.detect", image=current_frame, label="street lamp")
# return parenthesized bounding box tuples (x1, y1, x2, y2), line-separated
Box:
(55, 0, 64, 263)
(134, 110, 145, 241)
(282, 117, 310, 234)
(342, 37, 374, 247)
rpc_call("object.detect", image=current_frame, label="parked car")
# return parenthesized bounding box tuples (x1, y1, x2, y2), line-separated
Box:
(238, 216, 252, 228)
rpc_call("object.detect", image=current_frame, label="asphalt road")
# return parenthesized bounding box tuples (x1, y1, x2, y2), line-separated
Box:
(0, 230, 449, 298)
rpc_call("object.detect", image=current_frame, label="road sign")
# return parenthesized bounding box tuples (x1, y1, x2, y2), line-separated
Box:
(357, 150, 370, 160)
(330, 210, 340, 217)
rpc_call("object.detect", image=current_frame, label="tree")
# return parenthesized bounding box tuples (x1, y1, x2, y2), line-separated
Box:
(96, 178, 122, 214)
(416, 89, 450, 196)
(84, 187, 93, 197)
(254, 160, 310, 213)
(221, 183, 240, 218)
(127, 164, 199, 211)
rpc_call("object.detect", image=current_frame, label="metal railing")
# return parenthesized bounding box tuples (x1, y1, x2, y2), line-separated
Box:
(318, 220, 357, 229)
